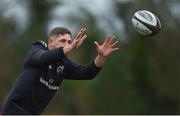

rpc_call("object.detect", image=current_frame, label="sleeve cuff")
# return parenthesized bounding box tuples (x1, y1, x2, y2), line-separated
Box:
(92, 61, 102, 70)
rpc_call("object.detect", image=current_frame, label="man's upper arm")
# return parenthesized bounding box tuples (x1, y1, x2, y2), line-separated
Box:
(24, 42, 66, 67)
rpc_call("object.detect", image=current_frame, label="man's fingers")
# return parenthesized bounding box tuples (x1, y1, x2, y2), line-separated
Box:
(73, 39, 80, 45)
(79, 28, 87, 36)
(111, 41, 119, 47)
(112, 47, 119, 52)
(109, 36, 116, 45)
(77, 35, 87, 47)
(94, 41, 100, 48)
(104, 34, 111, 44)
(78, 28, 86, 35)
(82, 34, 87, 40)
(76, 28, 87, 40)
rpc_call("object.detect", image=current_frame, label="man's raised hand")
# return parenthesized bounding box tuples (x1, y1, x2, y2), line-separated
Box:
(63, 28, 87, 55)
(74, 28, 87, 48)
(94, 34, 119, 59)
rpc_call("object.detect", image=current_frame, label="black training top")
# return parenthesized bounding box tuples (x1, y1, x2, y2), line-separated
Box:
(1, 41, 101, 114)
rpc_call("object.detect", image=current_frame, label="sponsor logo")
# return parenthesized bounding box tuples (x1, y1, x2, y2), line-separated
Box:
(49, 79, 54, 84)
(49, 65, 52, 69)
(57, 65, 64, 74)
(40, 77, 59, 90)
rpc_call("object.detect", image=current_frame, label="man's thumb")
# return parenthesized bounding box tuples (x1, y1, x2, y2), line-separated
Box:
(94, 41, 99, 48)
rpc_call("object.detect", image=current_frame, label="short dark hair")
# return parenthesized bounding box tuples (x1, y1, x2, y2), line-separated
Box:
(48, 27, 71, 38)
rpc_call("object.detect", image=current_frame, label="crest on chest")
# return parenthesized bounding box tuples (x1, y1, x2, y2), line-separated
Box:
(48, 64, 64, 74)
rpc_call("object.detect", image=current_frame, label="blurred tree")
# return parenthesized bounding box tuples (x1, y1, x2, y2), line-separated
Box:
(0, 10, 18, 100)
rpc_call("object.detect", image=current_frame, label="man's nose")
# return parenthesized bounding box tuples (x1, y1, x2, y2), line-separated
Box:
(64, 42, 69, 46)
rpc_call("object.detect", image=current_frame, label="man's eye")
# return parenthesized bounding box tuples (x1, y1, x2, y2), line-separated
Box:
(60, 40, 66, 42)
(68, 41, 71, 44)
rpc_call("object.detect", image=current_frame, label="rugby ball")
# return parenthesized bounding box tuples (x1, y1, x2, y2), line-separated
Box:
(132, 10, 161, 36)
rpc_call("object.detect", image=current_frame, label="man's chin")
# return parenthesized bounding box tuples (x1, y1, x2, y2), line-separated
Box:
(55, 45, 64, 48)
(49, 46, 64, 50)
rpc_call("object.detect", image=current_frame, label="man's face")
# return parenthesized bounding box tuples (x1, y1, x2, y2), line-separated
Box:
(48, 34, 71, 50)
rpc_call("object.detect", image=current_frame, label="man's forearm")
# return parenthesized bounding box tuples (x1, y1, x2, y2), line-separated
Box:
(94, 55, 106, 67)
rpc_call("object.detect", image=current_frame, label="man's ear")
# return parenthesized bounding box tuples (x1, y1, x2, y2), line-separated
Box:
(48, 38, 53, 44)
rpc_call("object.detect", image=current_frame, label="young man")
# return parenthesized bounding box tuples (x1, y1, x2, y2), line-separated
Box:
(1, 27, 119, 114)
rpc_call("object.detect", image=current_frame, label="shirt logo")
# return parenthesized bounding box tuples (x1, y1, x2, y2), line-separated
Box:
(57, 65, 64, 74)
(40, 77, 59, 90)
(49, 79, 54, 84)
(49, 65, 52, 69)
